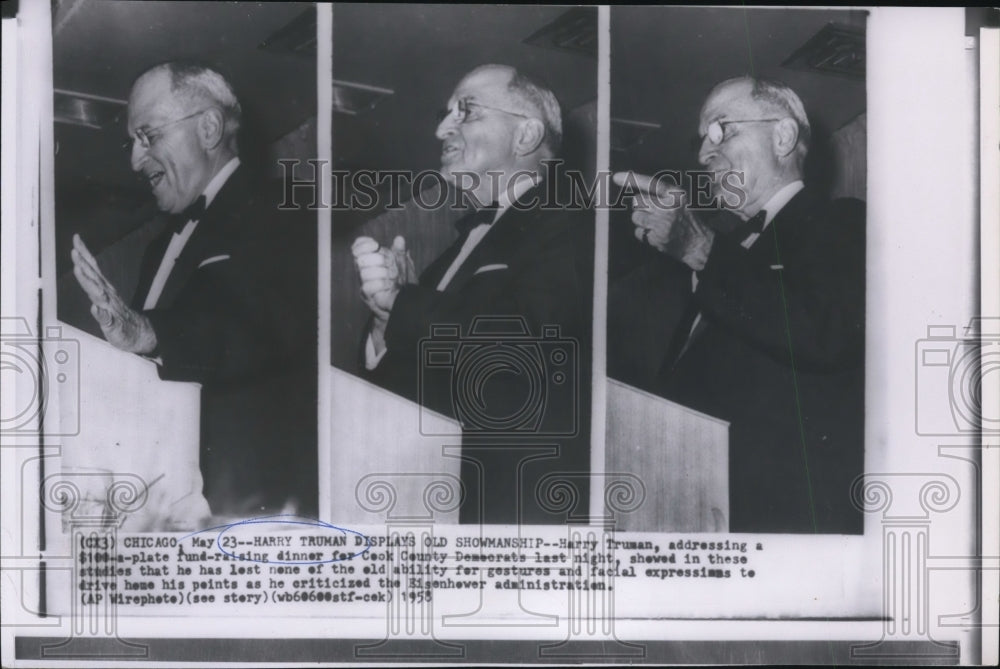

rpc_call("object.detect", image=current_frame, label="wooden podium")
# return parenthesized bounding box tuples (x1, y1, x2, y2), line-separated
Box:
(52, 325, 207, 533)
(328, 367, 463, 524)
(605, 379, 729, 532)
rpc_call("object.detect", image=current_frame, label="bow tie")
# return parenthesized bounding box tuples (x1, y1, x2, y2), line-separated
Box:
(167, 195, 206, 235)
(454, 203, 499, 237)
(183, 195, 207, 222)
(746, 209, 767, 234)
(733, 209, 767, 245)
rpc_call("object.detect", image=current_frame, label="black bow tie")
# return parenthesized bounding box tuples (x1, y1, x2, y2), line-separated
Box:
(745, 210, 767, 235)
(454, 203, 499, 237)
(732, 209, 767, 245)
(167, 195, 206, 235)
(183, 195, 206, 222)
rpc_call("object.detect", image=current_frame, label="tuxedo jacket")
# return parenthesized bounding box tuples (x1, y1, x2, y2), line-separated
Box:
(368, 186, 595, 525)
(134, 168, 317, 517)
(657, 188, 866, 534)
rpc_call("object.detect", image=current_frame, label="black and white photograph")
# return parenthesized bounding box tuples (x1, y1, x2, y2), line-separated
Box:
(0, 3, 997, 666)
(605, 7, 867, 535)
(48, 1, 320, 529)
(326, 4, 598, 525)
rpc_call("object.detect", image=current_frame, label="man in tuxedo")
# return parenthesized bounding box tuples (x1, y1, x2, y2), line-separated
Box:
(352, 64, 593, 524)
(613, 76, 865, 534)
(71, 62, 316, 520)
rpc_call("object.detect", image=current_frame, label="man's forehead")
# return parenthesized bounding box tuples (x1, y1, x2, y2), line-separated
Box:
(128, 71, 182, 126)
(700, 81, 758, 123)
(450, 67, 513, 102)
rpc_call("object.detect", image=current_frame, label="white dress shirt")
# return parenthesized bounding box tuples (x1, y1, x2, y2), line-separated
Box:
(365, 174, 539, 370)
(142, 157, 241, 310)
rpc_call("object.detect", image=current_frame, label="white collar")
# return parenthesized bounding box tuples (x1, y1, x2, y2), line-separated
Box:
(201, 156, 241, 209)
(760, 180, 804, 226)
(494, 172, 541, 223)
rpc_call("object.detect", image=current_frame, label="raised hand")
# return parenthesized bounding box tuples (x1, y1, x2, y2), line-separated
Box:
(71, 234, 158, 354)
(613, 171, 716, 271)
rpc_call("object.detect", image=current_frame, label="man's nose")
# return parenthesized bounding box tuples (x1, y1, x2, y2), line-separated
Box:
(697, 137, 715, 166)
(435, 114, 457, 140)
(129, 140, 147, 172)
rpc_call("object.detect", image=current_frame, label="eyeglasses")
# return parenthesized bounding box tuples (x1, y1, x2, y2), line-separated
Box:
(691, 118, 783, 151)
(436, 98, 531, 125)
(122, 109, 207, 153)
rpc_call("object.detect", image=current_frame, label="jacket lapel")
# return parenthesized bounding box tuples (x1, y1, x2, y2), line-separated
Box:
(439, 211, 526, 292)
(667, 188, 816, 370)
(435, 184, 546, 293)
(152, 167, 246, 308)
(419, 225, 471, 290)
(749, 188, 815, 265)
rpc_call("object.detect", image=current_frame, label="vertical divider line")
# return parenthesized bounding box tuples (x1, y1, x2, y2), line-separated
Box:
(588, 5, 612, 525)
(978, 26, 1000, 668)
(22, 0, 55, 621)
(36, 0, 56, 562)
(316, 3, 334, 521)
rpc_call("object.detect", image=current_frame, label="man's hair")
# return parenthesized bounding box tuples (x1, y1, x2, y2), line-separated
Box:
(714, 76, 811, 165)
(137, 61, 242, 145)
(470, 64, 562, 156)
(506, 69, 562, 156)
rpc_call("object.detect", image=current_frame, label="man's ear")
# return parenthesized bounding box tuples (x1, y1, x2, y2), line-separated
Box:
(514, 118, 546, 156)
(772, 118, 799, 159)
(197, 108, 226, 151)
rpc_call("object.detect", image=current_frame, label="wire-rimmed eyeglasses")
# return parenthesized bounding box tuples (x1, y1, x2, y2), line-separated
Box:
(122, 109, 208, 153)
(690, 118, 783, 151)
(436, 98, 531, 125)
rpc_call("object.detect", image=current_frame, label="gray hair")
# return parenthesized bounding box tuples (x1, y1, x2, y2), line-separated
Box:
(469, 64, 563, 156)
(714, 76, 811, 163)
(140, 62, 242, 140)
(507, 69, 562, 155)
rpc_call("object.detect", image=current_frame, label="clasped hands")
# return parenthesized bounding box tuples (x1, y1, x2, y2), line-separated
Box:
(613, 171, 715, 271)
(71, 234, 158, 355)
(351, 235, 416, 353)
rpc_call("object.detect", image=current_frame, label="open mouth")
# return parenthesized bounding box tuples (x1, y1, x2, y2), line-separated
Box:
(441, 145, 461, 162)
(147, 171, 165, 188)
